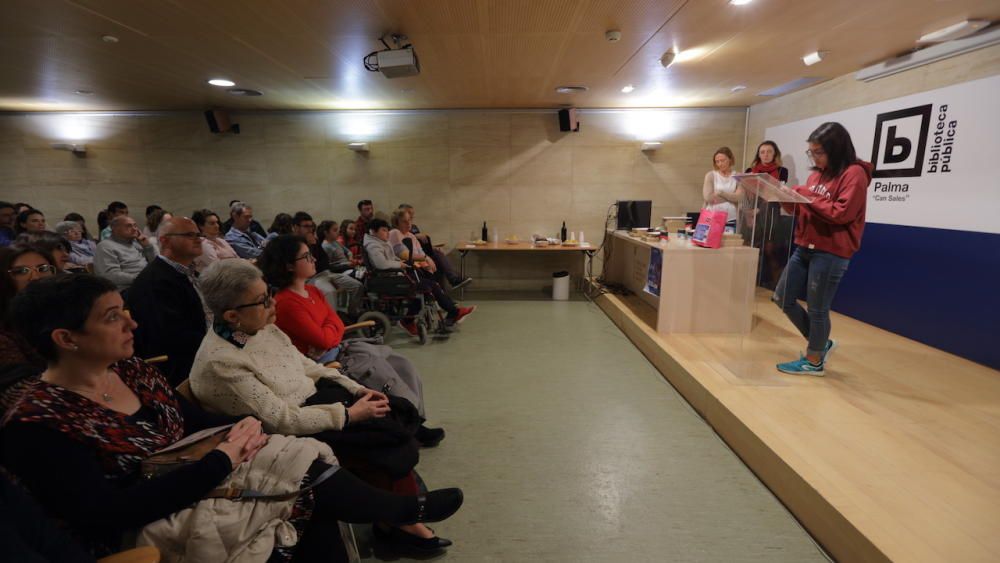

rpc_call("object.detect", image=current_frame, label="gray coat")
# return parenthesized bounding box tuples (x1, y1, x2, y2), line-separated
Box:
(363, 234, 403, 271)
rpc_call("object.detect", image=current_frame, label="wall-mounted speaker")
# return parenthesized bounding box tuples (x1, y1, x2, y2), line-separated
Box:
(204, 109, 240, 134)
(558, 108, 579, 132)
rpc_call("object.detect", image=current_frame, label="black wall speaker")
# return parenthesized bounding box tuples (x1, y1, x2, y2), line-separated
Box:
(204, 110, 240, 134)
(558, 108, 579, 132)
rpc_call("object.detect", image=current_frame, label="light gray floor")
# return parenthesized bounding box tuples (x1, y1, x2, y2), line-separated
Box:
(357, 297, 828, 562)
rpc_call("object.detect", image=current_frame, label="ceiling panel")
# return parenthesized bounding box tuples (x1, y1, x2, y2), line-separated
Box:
(0, 0, 997, 111)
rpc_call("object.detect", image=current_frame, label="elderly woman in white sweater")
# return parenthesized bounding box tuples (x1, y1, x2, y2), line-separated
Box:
(189, 259, 459, 553)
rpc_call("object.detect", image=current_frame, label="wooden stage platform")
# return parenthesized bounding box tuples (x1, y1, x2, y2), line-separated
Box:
(595, 289, 1000, 562)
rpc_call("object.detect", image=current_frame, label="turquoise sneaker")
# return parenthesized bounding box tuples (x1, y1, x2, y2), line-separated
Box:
(823, 339, 838, 362)
(777, 355, 825, 376)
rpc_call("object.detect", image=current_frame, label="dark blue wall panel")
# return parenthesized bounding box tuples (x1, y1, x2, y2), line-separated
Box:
(831, 223, 1000, 370)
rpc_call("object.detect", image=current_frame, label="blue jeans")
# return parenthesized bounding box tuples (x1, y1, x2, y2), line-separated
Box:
(316, 346, 341, 364)
(773, 247, 850, 356)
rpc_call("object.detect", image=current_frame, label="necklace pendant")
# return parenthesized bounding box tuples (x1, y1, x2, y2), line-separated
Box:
(102, 392, 113, 402)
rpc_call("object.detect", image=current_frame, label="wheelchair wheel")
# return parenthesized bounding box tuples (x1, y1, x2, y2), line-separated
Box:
(357, 311, 391, 339)
(417, 320, 429, 345)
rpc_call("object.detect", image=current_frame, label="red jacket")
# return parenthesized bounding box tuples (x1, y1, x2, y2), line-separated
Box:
(785, 161, 872, 259)
(274, 285, 345, 357)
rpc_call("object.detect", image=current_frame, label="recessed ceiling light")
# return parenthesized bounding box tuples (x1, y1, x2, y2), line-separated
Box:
(621, 84, 635, 93)
(74, 89, 94, 96)
(101, 35, 119, 43)
(227, 88, 263, 96)
(730, 85, 747, 92)
(208, 78, 236, 87)
(802, 51, 825, 66)
(729, 0, 753, 5)
(555, 86, 588, 94)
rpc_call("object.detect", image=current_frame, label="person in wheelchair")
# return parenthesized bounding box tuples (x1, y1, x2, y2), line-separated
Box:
(363, 219, 474, 335)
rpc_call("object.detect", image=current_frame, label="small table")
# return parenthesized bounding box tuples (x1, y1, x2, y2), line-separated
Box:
(456, 241, 597, 298)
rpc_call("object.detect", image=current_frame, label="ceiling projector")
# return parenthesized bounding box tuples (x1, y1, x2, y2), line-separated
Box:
(364, 34, 420, 78)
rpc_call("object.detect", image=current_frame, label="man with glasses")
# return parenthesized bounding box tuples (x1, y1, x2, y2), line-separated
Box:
(93, 215, 156, 290)
(0, 201, 15, 247)
(126, 217, 209, 386)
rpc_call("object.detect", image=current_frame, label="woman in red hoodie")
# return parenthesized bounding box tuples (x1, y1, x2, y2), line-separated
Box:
(774, 122, 872, 376)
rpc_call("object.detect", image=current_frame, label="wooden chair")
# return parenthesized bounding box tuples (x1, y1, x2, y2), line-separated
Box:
(175, 379, 201, 409)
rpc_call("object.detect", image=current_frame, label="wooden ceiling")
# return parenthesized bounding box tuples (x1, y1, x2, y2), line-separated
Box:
(1, 0, 997, 111)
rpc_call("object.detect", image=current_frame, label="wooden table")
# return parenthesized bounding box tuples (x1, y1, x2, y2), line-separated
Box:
(456, 240, 597, 298)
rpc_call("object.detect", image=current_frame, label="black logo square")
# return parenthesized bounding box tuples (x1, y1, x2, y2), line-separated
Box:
(871, 104, 932, 178)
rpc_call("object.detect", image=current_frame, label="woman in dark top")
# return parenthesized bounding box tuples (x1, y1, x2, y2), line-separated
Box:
(744, 140, 794, 288)
(0, 245, 54, 412)
(0, 274, 462, 561)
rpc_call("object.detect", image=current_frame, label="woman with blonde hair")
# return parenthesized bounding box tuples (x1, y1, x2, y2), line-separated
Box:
(702, 146, 742, 228)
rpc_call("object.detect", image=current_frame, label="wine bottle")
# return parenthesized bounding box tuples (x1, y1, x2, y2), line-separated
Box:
(481, 221, 488, 242)
(560, 221, 567, 242)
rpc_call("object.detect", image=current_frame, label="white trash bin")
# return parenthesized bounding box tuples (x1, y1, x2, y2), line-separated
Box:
(552, 270, 570, 300)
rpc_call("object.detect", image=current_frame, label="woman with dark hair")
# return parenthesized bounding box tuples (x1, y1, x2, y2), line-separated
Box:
(96, 210, 109, 236)
(14, 209, 46, 235)
(191, 208, 239, 272)
(702, 147, 742, 228)
(15, 231, 84, 273)
(64, 212, 95, 241)
(1, 273, 463, 561)
(268, 213, 294, 240)
(0, 245, 54, 413)
(774, 122, 872, 376)
(189, 259, 458, 553)
(338, 219, 362, 266)
(745, 140, 789, 182)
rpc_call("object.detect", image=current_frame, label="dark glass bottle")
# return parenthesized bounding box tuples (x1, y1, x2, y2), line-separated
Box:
(560, 221, 567, 242)
(481, 221, 488, 242)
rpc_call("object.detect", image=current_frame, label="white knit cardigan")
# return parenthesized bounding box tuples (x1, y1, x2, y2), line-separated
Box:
(189, 324, 365, 435)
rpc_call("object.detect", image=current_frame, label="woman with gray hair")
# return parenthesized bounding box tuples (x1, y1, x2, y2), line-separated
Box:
(189, 259, 458, 554)
(54, 220, 97, 268)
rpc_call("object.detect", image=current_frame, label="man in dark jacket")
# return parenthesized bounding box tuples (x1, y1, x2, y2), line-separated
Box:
(126, 217, 208, 387)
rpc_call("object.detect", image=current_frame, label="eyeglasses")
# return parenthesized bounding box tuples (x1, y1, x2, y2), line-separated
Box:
(163, 232, 207, 240)
(806, 148, 826, 158)
(294, 252, 316, 263)
(8, 264, 57, 277)
(233, 287, 276, 310)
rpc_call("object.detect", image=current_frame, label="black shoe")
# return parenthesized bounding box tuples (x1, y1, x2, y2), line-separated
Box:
(373, 525, 453, 553)
(416, 425, 445, 448)
(396, 488, 463, 525)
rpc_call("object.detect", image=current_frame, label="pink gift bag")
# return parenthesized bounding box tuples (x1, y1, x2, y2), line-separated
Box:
(691, 208, 727, 249)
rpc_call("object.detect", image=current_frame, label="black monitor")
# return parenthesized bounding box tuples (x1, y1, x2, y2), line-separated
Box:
(616, 200, 652, 230)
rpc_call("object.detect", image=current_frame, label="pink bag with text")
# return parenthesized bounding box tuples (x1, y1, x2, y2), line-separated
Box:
(691, 208, 727, 249)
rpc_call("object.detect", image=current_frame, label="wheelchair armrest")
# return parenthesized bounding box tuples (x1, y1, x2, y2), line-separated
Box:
(98, 546, 161, 563)
(344, 320, 376, 333)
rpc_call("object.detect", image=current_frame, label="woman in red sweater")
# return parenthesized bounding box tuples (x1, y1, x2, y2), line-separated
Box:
(774, 122, 872, 376)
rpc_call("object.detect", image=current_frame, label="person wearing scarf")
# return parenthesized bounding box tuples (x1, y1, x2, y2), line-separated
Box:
(745, 140, 789, 182)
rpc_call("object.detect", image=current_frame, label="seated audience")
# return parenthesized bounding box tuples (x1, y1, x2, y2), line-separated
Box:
(191, 208, 239, 272)
(292, 213, 362, 317)
(14, 209, 46, 236)
(141, 204, 162, 239)
(99, 201, 129, 240)
(64, 212, 95, 241)
(224, 202, 267, 259)
(56, 220, 98, 268)
(13, 203, 32, 215)
(0, 201, 15, 247)
(190, 259, 458, 552)
(259, 234, 442, 448)
(267, 212, 294, 240)
(352, 200, 375, 248)
(126, 217, 208, 387)
(0, 246, 52, 412)
(93, 215, 156, 290)
(15, 230, 84, 273)
(144, 209, 172, 254)
(338, 218, 363, 264)
(1, 274, 463, 561)
(398, 204, 470, 290)
(221, 199, 267, 237)
(365, 219, 475, 334)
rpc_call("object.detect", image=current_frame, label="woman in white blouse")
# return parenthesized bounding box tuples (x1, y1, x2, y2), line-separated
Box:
(702, 146, 743, 228)
(192, 209, 240, 272)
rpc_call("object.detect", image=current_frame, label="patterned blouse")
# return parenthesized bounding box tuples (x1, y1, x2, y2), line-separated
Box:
(3, 357, 185, 477)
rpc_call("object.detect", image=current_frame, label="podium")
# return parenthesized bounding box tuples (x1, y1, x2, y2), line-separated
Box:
(720, 173, 811, 376)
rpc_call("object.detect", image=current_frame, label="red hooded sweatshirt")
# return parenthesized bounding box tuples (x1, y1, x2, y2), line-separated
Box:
(785, 161, 873, 259)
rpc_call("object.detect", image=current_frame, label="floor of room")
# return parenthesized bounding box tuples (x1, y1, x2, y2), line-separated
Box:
(352, 293, 828, 562)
